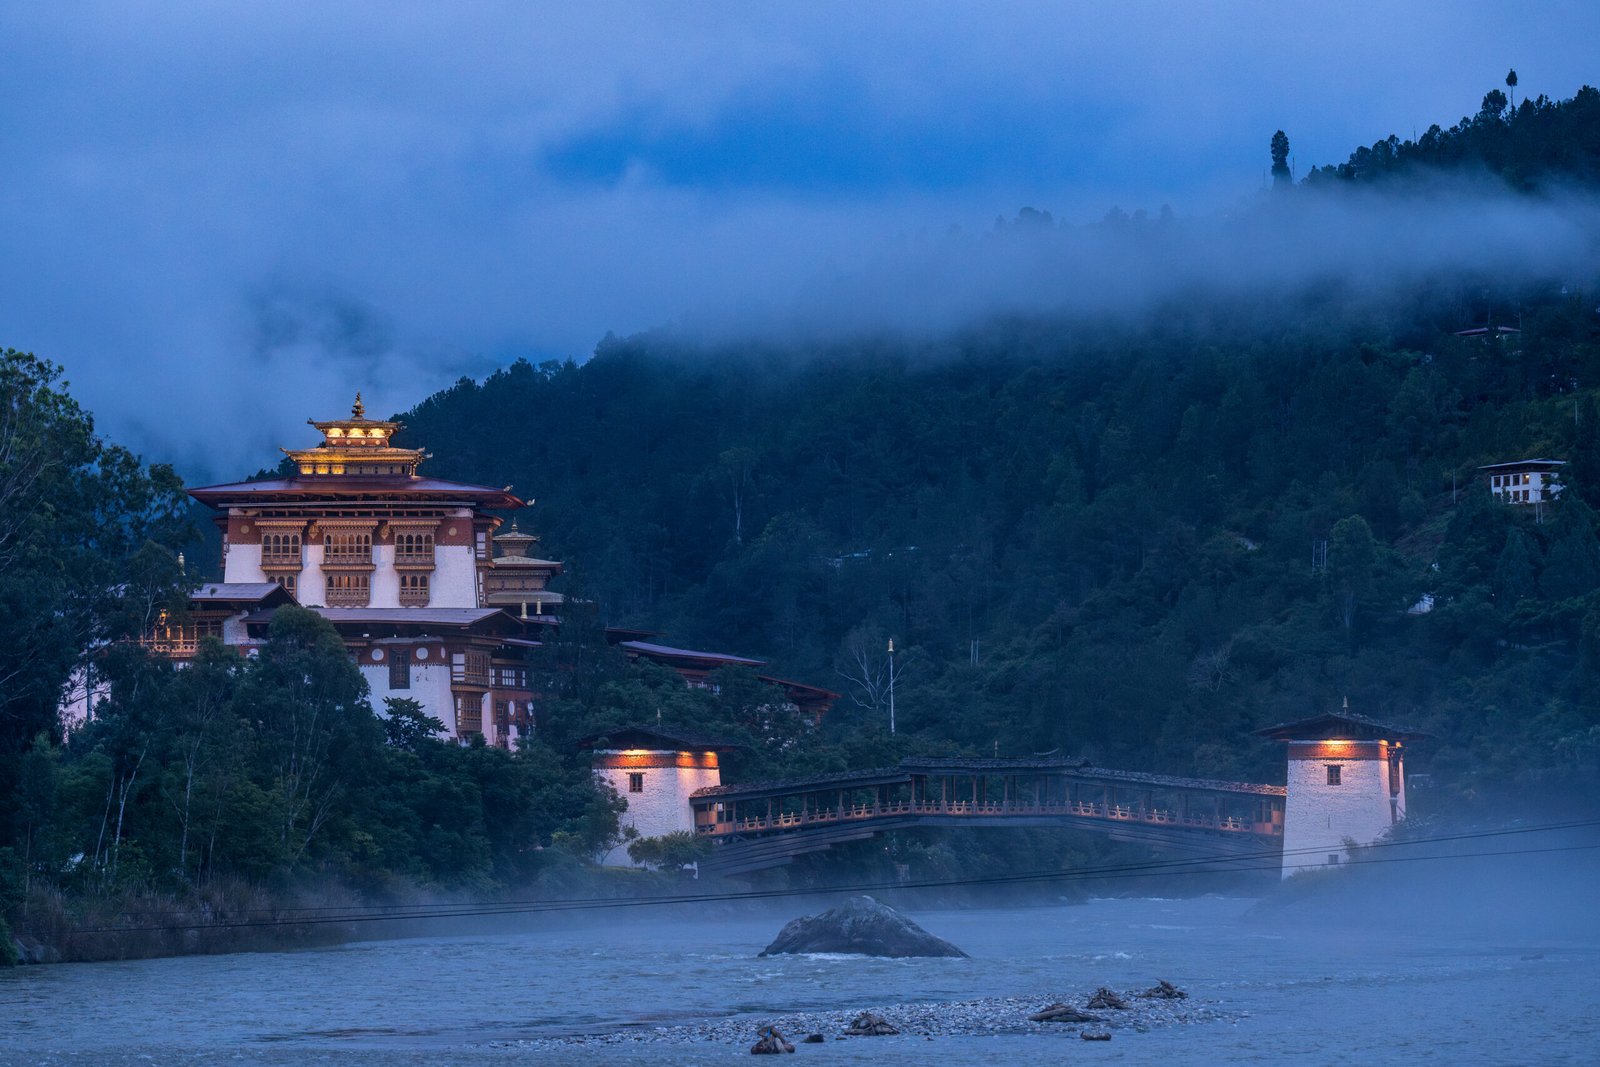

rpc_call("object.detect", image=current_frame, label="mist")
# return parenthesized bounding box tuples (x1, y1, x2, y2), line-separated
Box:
(3, 3, 1599, 480)
(681, 177, 1600, 347)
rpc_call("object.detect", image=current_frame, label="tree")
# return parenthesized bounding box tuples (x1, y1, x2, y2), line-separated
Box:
(236, 606, 380, 869)
(719, 447, 758, 547)
(0, 349, 190, 759)
(1506, 69, 1518, 109)
(626, 830, 708, 872)
(1270, 130, 1292, 187)
(1493, 527, 1538, 605)
(381, 697, 445, 752)
(160, 639, 243, 882)
(1327, 515, 1380, 646)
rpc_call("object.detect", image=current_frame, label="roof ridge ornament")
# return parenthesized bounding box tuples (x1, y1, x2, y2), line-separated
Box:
(352, 392, 366, 419)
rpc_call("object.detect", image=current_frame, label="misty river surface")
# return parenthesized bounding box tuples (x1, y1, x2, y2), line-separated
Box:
(3, 893, 1596, 1066)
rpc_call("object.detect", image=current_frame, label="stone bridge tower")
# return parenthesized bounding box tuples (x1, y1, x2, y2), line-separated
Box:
(1256, 703, 1429, 878)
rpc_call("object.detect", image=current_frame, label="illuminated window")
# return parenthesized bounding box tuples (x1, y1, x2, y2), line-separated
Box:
(325, 530, 373, 563)
(1326, 765, 1342, 786)
(325, 572, 370, 606)
(628, 772, 644, 794)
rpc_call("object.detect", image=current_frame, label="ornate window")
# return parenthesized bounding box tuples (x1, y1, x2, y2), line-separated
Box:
(261, 531, 302, 566)
(1326, 765, 1342, 786)
(273, 573, 296, 598)
(450, 650, 490, 687)
(455, 692, 482, 735)
(326, 572, 370, 606)
(324, 530, 373, 566)
(395, 531, 435, 565)
(628, 772, 645, 794)
(399, 572, 430, 606)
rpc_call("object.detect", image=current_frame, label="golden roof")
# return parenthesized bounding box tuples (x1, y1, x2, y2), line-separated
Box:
(283, 393, 429, 477)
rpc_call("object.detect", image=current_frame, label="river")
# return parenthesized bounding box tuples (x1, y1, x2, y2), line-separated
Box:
(3, 883, 1596, 1065)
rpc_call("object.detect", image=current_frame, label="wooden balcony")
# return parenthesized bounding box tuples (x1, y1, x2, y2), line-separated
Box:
(260, 551, 303, 568)
(393, 552, 436, 570)
(322, 551, 374, 568)
(325, 586, 370, 607)
(451, 664, 491, 688)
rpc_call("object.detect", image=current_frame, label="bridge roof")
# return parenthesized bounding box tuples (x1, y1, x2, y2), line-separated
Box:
(1072, 765, 1285, 797)
(692, 757, 1286, 803)
(903, 757, 1286, 796)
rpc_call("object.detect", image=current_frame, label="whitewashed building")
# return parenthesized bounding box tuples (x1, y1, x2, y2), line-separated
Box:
(1257, 705, 1428, 878)
(585, 725, 738, 866)
(86, 394, 836, 749)
(1480, 458, 1565, 506)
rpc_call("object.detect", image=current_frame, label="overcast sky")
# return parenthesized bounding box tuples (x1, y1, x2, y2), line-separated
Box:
(1, 2, 1596, 478)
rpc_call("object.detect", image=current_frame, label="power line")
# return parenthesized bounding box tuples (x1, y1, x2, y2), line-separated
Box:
(96, 814, 1600, 924)
(71, 817, 1600, 935)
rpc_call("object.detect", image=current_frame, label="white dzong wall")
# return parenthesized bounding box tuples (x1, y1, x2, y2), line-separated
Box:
(1281, 739, 1405, 878)
(594, 749, 721, 866)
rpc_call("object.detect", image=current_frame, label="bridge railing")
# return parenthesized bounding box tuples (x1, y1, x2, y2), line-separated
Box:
(694, 798, 1276, 837)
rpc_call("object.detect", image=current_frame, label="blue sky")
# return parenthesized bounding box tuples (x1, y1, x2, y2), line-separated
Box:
(0, 2, 1596, 476)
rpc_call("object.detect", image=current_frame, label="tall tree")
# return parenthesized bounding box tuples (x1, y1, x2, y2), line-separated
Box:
(1270, 130, 1292, 187)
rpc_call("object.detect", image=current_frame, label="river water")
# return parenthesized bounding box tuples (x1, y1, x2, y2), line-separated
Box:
(3, 883, 1596, 1066)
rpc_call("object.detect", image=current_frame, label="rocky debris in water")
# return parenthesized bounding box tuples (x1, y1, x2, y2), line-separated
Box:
(802, 1033, 825, 1043)
(1028, 1003, 1101, 1024)
(751, 1026, 795, 1054)
(844, 1011, 900, 1036)
(1081, 1031, 1112, 1041)
(1138, 980, 1188, 1000)
(759, 896, 968, 958)
(1087, 987, 1129, 1010)
(492, 990, 1237, 1052)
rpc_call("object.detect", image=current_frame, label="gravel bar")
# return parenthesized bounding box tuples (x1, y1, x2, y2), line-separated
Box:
(490, 987, 1242, 1051)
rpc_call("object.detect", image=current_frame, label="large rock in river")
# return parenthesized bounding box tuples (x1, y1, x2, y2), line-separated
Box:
(758, 896, 968, 958)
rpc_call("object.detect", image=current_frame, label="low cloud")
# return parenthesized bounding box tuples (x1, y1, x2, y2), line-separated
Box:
(2, 4, 1597, 479)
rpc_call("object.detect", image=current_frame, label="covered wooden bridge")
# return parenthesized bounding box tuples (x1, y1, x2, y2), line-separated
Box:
(689, 756, 1286, 877)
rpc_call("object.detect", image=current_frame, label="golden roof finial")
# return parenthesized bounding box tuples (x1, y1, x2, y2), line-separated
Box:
(352, 392, 365, 419)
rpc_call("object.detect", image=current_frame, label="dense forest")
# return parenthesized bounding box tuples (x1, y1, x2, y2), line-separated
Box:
(5, 80, 1600, 961)
(397, 80, 1600, 796)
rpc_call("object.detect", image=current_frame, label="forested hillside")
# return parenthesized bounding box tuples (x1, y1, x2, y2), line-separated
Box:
(399, 83, 1600, 796)
(6, 81, 1600, 962)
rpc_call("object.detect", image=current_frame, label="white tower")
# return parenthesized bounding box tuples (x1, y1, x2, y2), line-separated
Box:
(1257, 702, 1428, 878)
(585, 726, 735, 867)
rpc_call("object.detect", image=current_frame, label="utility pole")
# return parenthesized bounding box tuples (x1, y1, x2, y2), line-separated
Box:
(887, 637, 898, 735)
